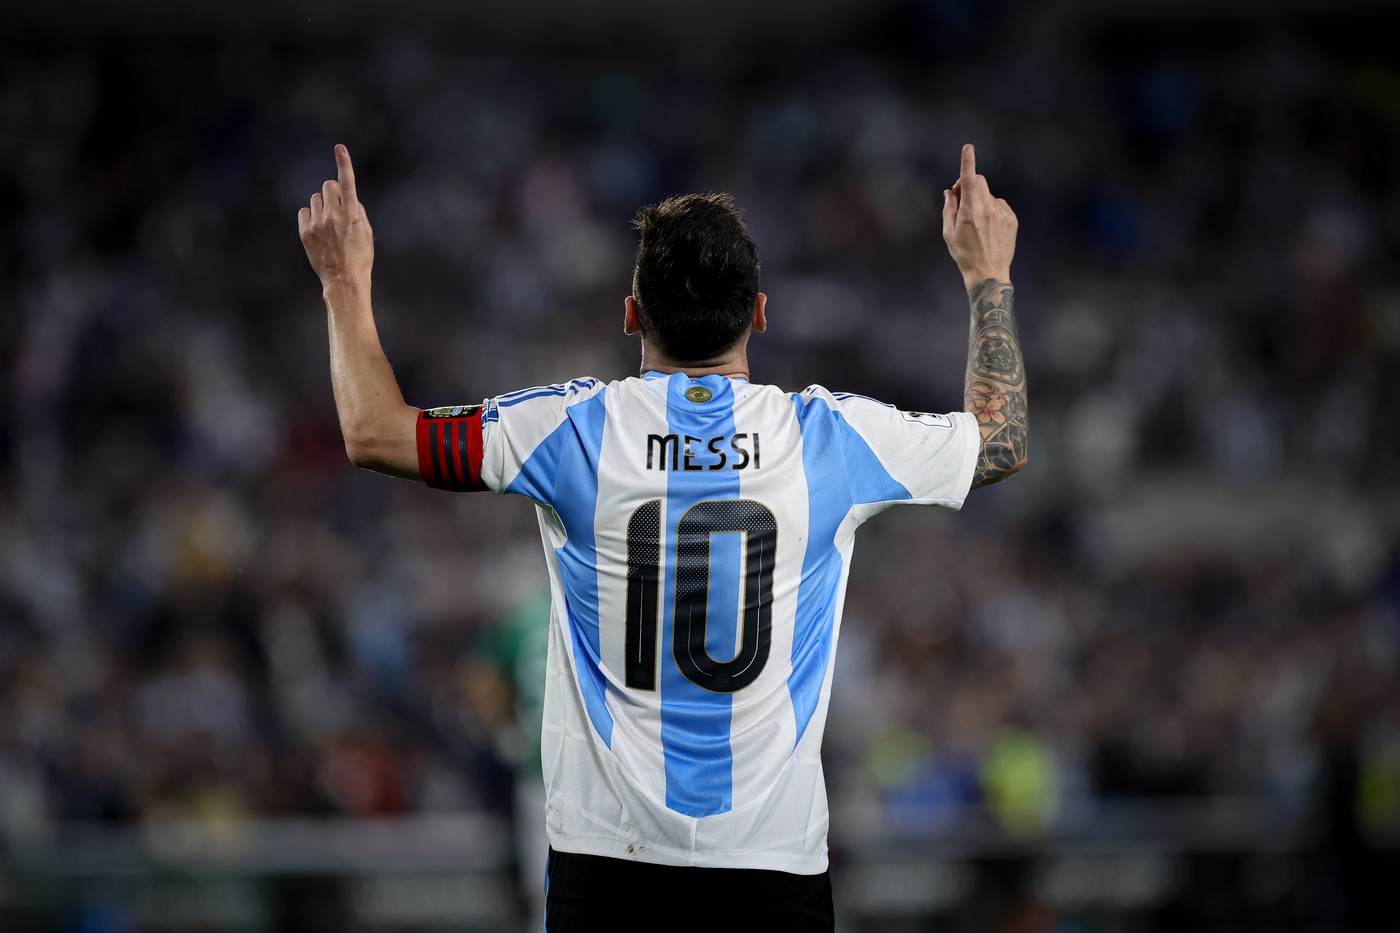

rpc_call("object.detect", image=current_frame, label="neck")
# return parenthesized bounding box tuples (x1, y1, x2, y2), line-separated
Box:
(640, 340, 749, 380)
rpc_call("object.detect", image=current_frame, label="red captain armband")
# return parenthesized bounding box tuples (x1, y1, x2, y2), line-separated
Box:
(416, 406, 489, 492)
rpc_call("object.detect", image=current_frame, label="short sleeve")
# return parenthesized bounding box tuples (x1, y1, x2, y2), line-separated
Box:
(417, 378, 606, 500)
(811, 388, 980, 512)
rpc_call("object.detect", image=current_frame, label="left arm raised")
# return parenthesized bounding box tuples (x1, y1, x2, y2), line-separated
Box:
(299, 145, 420, 480)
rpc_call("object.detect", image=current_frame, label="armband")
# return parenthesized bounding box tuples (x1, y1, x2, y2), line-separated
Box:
(416, 406, 488, 491)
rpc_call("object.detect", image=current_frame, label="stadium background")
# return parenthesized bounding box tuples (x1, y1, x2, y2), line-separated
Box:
(2, 0, 1399, 929)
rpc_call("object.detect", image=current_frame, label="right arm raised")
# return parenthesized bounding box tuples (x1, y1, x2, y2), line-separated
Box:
(942, 144, 1028, 487)
(299, 145, 420, 480)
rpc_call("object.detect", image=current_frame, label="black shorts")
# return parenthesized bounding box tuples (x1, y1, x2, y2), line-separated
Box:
(544, 847, 834, 933)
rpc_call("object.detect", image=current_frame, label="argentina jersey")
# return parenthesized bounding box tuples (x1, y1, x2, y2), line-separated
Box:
(415, 371, 979, 873)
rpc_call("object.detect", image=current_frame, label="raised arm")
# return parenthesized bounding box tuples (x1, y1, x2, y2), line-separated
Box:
(942, 144, 1028, 487)
(298, 145, 420, 479)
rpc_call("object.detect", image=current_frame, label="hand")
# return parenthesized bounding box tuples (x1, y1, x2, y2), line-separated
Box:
(299, 144, 374, 286)
(942, 143, 1018, 289)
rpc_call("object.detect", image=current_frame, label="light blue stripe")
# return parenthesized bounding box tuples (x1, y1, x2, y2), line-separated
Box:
(838, 412, 912, 506)
(660, 374, 740, 817)
(506, 389, 614, 746)
(502, 418, 567, 505)
(788, 395, 852, 742)
(788, 398, 911, 739)
(705, 532, 743, 661)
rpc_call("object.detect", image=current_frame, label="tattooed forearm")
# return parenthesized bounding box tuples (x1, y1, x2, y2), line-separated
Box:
(964, 279, 1028, 487)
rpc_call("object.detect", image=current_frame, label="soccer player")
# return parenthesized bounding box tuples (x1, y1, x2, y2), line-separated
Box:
(299, 142, 1025, 931)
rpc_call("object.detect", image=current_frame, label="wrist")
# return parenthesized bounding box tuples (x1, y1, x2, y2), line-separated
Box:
(962, 270, 1011, 292)
(321, 270, 372, 300)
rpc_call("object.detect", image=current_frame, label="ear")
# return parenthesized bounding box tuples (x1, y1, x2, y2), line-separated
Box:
(624, 296, 642, 336)
(751, 293, 767, 333)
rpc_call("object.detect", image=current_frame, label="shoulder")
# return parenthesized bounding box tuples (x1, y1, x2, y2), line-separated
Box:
(487, 377, 607, 420)
(493, 377, 607, 407)
(790, 385, 968, 439)
(789, 384, 895, 414)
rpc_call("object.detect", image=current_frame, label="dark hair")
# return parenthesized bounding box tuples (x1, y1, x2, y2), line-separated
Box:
(631, 193, 760, 362)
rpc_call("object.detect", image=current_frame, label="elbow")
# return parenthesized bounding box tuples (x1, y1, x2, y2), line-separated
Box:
(340, 404, 421, 479)
(1009, 439, 1029, 476)
(344, 438, 373, 469)
(342, 423, 381, 469)
(993, 450, 1030, 484)
(1007, 435, 1030, 478)
(345, 436, 398, 474)
(971, 432, 1028, 488)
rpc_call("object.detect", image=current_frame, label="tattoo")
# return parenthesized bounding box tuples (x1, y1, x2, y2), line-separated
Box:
(964, 279, 1027, 487)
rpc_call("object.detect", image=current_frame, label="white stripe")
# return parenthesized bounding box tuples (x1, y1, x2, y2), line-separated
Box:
(594, 380, 671, 805)
(727, 385, 804, 843)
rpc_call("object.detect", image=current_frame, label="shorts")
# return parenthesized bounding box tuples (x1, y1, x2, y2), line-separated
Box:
(544, 847, 834, 933)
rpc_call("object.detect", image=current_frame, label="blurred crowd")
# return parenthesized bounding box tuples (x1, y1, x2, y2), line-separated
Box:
(1, 14, 1398, 864)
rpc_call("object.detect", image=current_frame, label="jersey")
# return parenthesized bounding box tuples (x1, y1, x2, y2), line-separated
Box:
(415, 371, 979, 874)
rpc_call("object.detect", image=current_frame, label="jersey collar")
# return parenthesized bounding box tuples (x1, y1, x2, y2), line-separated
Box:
(642, 370, 749, 383)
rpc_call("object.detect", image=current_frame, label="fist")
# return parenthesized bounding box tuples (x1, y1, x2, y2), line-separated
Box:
(941, 144, 1018, 288)
(298, 144, 374, 284)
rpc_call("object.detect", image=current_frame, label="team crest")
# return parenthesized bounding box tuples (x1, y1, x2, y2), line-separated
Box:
(685, 386, 713, 403)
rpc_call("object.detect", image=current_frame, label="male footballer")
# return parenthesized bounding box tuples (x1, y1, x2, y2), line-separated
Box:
(299, 141, 1025, 931)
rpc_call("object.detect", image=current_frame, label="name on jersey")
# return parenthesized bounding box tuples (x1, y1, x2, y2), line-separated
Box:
(646, 433, 761, 471)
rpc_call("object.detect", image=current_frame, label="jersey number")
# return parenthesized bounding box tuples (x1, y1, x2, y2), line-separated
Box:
(625, 499, 777, 693)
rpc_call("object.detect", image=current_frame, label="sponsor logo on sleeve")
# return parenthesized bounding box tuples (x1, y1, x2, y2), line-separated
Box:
(901, 410, 952, 428)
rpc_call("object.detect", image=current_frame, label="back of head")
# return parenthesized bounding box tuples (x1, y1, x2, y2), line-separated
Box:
(631, 193, 761, 363)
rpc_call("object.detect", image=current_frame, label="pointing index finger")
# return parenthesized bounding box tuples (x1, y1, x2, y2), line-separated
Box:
(336, 144, 356, 200)
(960, 143, 976, 184)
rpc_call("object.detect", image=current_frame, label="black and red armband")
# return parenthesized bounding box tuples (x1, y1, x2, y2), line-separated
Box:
(416, 406, 489, 492)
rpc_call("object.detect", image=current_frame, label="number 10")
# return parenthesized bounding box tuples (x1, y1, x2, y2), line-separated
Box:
(624, 498, 777, 694)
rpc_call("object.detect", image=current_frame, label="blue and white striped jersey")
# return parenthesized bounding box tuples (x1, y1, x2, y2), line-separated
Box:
(416, 372, 978, 873)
